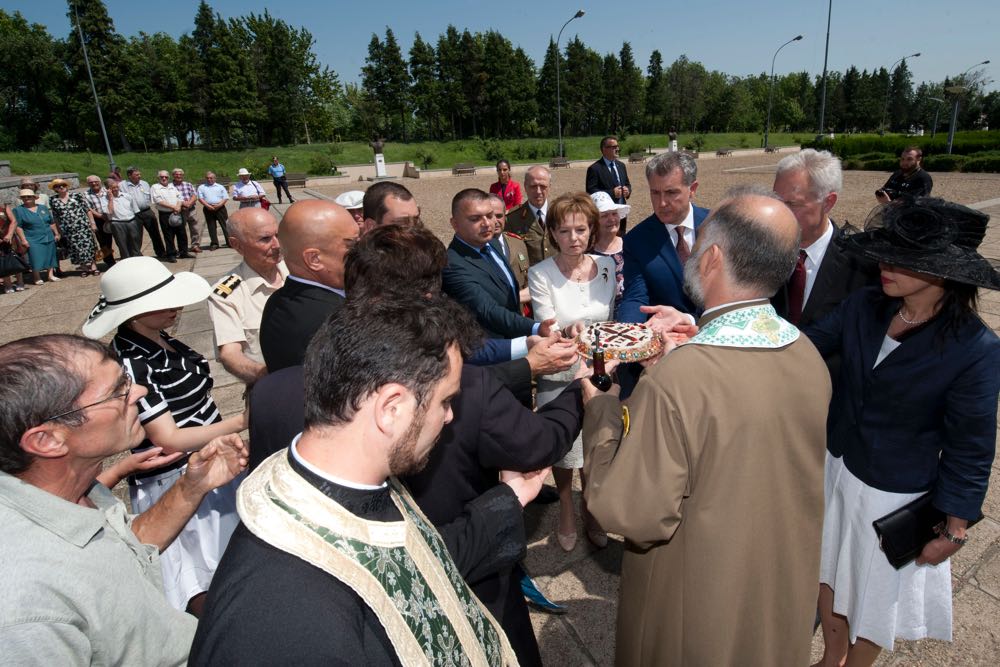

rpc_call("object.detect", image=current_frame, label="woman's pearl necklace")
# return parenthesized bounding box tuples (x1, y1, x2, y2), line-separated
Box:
(897, 309, 930, 326)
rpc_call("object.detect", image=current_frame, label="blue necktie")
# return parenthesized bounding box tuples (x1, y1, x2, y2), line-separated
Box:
(481, 244, 517, 299)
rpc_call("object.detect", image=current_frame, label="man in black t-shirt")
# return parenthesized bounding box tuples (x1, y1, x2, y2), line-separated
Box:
(876, 145, 933, 203)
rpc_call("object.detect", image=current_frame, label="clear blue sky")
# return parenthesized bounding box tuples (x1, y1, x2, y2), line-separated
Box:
(11, 1, 998, 91)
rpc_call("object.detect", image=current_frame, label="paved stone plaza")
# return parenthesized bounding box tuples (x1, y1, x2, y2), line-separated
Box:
(2, 151, 998, 665)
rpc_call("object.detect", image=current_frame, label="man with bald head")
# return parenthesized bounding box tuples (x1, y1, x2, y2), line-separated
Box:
(208, 207, 288, 384)
(581, 191, 831, 666)
(504, 165, 554, 264)
(259, 201, 359, 372)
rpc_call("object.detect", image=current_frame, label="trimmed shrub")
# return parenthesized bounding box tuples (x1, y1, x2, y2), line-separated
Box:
(307, 154, 335, 175)
(922, 154, 966, 172)
(860, 158, 898, 171)
(961, 155, 1000, 173)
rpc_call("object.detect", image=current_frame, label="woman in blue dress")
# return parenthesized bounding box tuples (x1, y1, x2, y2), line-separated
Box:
(12, 188, 60, 285)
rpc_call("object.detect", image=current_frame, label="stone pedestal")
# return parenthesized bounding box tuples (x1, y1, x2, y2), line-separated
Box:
(374, 153, 388, 178)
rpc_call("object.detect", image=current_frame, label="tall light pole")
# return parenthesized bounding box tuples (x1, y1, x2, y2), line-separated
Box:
(764, 34, 803, 149)
(816, 0, 833, 138)
(880, 52, 920, 135)
(72, 1, 115, 172)
(946, 60, 990, 154)
(555, 9, 585, 158)
(928, 96, 945, 138)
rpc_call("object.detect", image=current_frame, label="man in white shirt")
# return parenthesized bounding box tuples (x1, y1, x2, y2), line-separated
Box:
(197, 172, 230, 250)
(231, 168, 266, 209)
(771, 149, 877, 327)
(150, 171, 189, 260)
(105, 178, 143, 258)
(123, 166, 167, 260)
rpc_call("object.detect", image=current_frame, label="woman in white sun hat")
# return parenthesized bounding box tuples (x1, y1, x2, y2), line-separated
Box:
(83, 256, 246, 614)
(589, 190, 630, 309)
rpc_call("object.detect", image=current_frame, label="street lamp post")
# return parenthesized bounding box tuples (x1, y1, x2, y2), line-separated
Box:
(764, 35, 803, 149)
(816, 0, 833, 138)
(880, 52, 920, 135)
(928, 96, 945, 138)
(555, 10, 585, 158)
(946, 60, 990, 154)
(72, 1, 116, 173)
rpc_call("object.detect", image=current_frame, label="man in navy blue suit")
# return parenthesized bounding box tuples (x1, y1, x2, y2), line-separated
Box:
(443, 188, 557, 339)
(617, 151, 710, 324)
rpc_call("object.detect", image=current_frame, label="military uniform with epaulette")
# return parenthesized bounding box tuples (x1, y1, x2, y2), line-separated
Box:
(207, 260, 288, 365)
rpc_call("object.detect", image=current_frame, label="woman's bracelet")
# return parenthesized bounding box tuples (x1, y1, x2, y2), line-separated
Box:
(938, 528, 968, 546)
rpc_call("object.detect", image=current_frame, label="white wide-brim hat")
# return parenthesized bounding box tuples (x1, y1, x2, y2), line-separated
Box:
(590, 191, 630, 219)
(82, 257, 211, 338)
(237, 168, 251, 176)
(335, 190, 365, 210)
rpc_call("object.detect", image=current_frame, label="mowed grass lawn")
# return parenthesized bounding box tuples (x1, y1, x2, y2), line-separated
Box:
(4, 133, 808, 179)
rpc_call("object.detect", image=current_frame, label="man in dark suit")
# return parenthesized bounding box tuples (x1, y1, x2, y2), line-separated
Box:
(444, 188, 556, 339)
(617, 151, 709, 324)
(771, 149, 878, 328)
(585, 135, 632, 236)
(504, 166, 554, 265)
(259, 200, 359, 372)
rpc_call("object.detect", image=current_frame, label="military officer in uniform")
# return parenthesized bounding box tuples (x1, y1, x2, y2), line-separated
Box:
(504, 165, 555, 265)
(208, 208, 287, 385)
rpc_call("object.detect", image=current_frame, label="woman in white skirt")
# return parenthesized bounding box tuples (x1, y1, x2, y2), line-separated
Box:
(805, 198, 1000, 666)
(83, 257, 247, 615)
(529, 192, 616, 551)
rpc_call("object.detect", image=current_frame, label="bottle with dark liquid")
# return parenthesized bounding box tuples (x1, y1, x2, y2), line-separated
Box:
(589, 329, 613, 392)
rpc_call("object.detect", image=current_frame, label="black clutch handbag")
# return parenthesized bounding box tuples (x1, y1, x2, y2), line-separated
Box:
(872, 492, 982, 569)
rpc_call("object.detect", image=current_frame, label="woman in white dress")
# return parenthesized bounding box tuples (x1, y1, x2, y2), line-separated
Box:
(528, 192, 616, 552)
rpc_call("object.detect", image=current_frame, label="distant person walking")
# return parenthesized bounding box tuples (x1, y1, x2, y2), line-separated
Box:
(267, 157, 295, 204)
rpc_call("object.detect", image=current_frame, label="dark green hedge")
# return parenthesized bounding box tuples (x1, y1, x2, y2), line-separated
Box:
(804, 132, 1000, 159)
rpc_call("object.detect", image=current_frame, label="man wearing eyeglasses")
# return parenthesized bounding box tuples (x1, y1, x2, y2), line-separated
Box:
(586, 135, 632, 236)
(0, 334, 248, 665)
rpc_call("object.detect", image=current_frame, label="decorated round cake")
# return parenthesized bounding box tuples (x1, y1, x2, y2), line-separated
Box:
(576, 321, 664, 362)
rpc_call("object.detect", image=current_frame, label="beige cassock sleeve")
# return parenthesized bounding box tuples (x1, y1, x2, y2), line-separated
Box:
(582, 376, 690, 550)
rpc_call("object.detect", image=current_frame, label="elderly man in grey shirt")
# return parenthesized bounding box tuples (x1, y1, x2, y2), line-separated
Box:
(0, 334, 248, 666)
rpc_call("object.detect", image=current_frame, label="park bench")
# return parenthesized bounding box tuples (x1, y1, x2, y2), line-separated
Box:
(763, 146, 780, 154)
(286, 172, 308, 187)
(452, 163, 477, 176)
(549, 156, 570, 169)
(628, 152, 647, 163)
(716, 148, 734, 157)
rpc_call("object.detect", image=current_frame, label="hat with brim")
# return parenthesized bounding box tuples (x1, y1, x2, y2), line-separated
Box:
(335, 190, 365, 210)
(836, 197, 1000, 290)
(82, 257, 212, 338)
(50, 178, 70, 189)
(18, 189, 37, 199)
(237, 168, 251, 176)
(589, 191, 630, 220)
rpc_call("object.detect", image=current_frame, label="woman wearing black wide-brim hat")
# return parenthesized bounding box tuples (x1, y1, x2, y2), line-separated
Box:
(805, 197, 1000, 666)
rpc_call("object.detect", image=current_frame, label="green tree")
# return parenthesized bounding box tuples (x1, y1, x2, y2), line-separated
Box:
(436, 25, 466, 139)
(561, 36, 603, 136)
(600, 53, 622, 133)
(0, 10, 66, 150)
(536, 38, 562, 137)
(645, 50, 667, 133)
(507, 47, 539, 137)
(381, 27, 411, 141)
(63, 0, 127, 151)
(617, 42, 645, 134)
(409, 32, 441, 139)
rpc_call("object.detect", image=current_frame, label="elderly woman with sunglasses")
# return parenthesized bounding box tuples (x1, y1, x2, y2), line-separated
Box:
(49, 178, 99, 276)
(83, 257, 246, 616)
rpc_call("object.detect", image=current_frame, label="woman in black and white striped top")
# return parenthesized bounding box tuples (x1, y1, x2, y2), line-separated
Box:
(82, 257, 246, 616)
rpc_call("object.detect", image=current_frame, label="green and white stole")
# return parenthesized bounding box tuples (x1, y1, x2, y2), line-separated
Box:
(688, 304, 799, 349)
(239, 452, 519, 667)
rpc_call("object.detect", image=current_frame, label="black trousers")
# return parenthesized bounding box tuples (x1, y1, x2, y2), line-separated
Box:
(272, 177, 293, 202)
(158, 210, 189, 258)
(136, 208, 165, 257)
(203, 205, 230, 247)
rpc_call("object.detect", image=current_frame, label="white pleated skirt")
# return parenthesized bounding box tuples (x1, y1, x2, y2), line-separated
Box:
(820, 453, 952, 651)
(130, 466, 244, 610)
(537, 373, 583, 469)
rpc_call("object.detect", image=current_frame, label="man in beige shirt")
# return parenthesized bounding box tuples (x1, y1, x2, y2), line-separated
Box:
(208, 207, 287, 384)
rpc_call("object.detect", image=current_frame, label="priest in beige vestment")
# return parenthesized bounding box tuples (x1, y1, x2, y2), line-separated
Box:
(582, 192, 831, 666)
